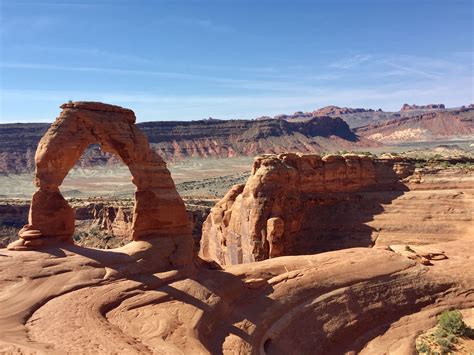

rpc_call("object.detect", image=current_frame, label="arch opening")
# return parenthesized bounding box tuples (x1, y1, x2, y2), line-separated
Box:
(61, 143, 135, 248)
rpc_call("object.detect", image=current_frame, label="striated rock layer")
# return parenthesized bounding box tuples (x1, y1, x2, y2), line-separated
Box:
(200, 153, 474, 265)
(7, 102, 192, 254)
(0, 115, 376, 174)
(356, 107, 474, 143)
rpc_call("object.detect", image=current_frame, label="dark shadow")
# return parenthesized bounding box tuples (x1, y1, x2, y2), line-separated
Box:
(33, 242, 278, 354)
(287, 164, 410, 256)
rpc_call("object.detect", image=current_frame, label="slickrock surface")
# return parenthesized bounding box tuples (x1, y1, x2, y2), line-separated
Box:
(7, 102, 191, 252)
(200, 153, 474, 265)
(0, 239, 473, 354)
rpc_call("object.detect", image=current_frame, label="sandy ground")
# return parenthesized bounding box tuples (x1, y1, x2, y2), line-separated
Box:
(0, 157, 253, 199)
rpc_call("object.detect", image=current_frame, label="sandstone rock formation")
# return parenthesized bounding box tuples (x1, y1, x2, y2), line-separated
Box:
(7, 102, 192, 253)
(0, 233, 473, 354)
(0, 102, 473, 353)
(200, 153, 474, 265)
(312, 105, 376, 116)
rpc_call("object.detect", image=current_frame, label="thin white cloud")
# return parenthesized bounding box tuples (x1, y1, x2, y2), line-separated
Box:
(329, 54, 373, 69)
(0, 62, 336, 93)
(9, 45, 156, 66)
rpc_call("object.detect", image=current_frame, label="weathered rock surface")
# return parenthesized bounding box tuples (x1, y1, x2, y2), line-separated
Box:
(0, 237, 472, 354)
(7, 102, 192, 252)
(356, 107, 474, 143)
(200, 154, 474, 265)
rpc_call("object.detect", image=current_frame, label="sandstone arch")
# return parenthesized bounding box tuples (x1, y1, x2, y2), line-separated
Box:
(8, 102, 191, 250)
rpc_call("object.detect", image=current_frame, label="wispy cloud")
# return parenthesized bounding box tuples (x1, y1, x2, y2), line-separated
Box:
(154, 16, 231, 32)
(378, 60, 440, 80)
(9, 45, 156, 66)
(0, 61, 335, 93)
(329, 54, 373, 69)
(328, 52, 470, 82)
(0, 15, 58, 35)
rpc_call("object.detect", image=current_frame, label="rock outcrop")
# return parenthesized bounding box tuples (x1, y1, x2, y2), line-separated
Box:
(7, 102, 192, 254)
(312, 105, 377, 116)
(200, 153, 474, 265)
(401, 103, 446, 111)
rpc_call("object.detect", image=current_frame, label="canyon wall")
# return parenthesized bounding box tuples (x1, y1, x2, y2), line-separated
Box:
(200, 153, 474, 265)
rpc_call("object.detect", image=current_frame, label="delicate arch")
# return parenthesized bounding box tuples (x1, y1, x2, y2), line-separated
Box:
(11, 102, 191, 249)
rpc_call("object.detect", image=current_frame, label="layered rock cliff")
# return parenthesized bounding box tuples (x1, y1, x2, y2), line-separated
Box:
(356, 107, 474, 143)
(200, 153, 474, 265)
(0, 116, 373, 174)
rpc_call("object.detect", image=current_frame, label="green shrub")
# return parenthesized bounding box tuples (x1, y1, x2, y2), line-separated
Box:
(438, 310, 468, 336)
(435, 336, 452, 353)
(416, 341, 431, 354)
(433, 327, 447, 338)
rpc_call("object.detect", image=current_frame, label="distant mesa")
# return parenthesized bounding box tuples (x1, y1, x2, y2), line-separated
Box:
(269, 106, 378, 121)
(400, 103, 446, 111)
(0, 110, 375, 174)
(356, 107, 474, 143)
(312, 105, 376, 116)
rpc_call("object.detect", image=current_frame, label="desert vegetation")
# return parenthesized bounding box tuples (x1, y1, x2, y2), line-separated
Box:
(416, 310, 474, 354)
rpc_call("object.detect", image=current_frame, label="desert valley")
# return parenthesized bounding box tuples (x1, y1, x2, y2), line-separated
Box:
(0, 101, 473, 354)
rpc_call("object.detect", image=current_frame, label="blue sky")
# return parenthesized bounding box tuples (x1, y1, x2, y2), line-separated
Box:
(0, 0, 472, 123)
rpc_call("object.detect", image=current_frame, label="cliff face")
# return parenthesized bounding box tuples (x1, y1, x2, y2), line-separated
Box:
(200, 153, 410, 265)
(200, 153, 474, 265)
(355, 108, 474, 143)
(0, 116, 373, 174)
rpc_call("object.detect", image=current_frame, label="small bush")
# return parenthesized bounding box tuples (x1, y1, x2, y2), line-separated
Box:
(433, 327, 448, 338)
(438, 310, 468, 336)
(435, 337, 452, 353)
(416, 341, 431, 354)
